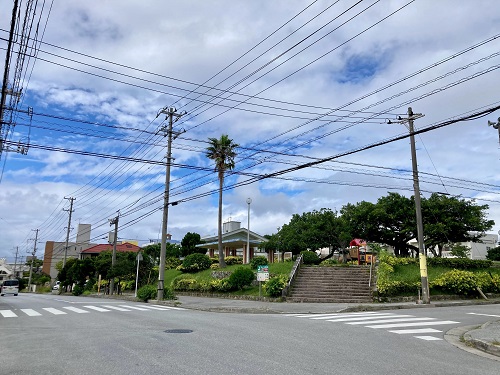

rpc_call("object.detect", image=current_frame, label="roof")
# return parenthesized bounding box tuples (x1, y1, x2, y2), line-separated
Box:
(349, 239, 367, 247)
(80, 243, 141, 254)
(197, 228, 267, 250)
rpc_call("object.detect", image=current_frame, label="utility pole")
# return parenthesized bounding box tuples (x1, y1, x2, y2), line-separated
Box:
(63, 197, 75, 268)
(157, 107, 185, 301)
(28, 229, 39, 292)
(13, 246, 19, 277)
(109, 213, 119, 295)
(393, 107, 429, 304)
(487, 117, 500, 144)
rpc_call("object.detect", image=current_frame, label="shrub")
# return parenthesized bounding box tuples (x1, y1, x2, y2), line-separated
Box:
(137, 284, 157, 301)
(250, 256, 268, 270)
(474, 272, 500, 293)
(322, 258, 339, 266)
(180, 253, 211, 273)
(225, 256, 243, 266)
(165, 257, 182, 270)
(228, 267, 255, 290)
(432, 269, 477, 295)
(486, 246, 500, 261)
(72, 284, 84, 296)
(264, 275, 287, 297)
(172, 277, 199, 291)
(210, 278, 233, 292)
(300, 251, 320, 265)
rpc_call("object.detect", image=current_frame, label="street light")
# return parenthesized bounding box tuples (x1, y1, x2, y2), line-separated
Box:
(246, 198, 252, 264)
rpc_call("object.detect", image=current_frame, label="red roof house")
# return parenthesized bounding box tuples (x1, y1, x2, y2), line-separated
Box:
(80, 243, 140, 259)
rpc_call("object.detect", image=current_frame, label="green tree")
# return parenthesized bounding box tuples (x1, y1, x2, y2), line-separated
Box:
(422, 193, 494, 257)
(486, 246, 500, 261)
(206, 134, 239, 268)
(449, 244, 471, 258)
(181, 232, 205, 256)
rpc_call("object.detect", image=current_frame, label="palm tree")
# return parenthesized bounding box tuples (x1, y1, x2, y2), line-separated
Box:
(206, 134, 239, 268)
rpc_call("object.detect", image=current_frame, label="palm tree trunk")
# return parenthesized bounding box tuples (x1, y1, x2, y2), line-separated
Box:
(218, 172, 226, 268)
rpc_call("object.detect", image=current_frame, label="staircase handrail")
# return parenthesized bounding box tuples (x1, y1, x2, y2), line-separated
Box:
(282, 254, 303, 298)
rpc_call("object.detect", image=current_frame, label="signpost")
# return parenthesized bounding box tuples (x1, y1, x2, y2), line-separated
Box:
(257, 265, 269, 298)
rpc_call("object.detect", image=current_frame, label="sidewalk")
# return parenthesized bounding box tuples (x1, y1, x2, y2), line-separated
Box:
(157, 295, 500, 358)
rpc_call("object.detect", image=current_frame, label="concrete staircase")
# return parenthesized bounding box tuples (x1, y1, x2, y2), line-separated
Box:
(287, 266, 374, 303)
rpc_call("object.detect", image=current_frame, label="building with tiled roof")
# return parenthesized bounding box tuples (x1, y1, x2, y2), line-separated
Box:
(80, 242, 141, 259)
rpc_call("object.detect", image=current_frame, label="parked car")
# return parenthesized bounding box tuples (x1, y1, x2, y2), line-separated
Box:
(1, 279, 19, 296)
(52, 281, 60, 290)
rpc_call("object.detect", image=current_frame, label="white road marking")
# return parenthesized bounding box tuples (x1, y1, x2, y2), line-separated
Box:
(0, 310, 17, 318)
(63, 306, 90, 313)
(149, 304, 185, 310)
(366, 320, 459, 329)
(43, 308, 67, 315)
(83, 305, 111, 312)
(287, 311, 382, 318)
(389, 328, 441, 334)
(467, 312, 500, 318)
(414, 336, 442, 341)
(328, 315, 414, 323)
(347, 317, 434, 325)
(312, 313, 396, 320)
(118, 305, 149, 311)
(102, 305, 131, 311)
(21, 309, 42, 316)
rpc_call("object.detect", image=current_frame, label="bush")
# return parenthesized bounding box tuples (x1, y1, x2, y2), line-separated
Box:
(180, 253, 211, 273)
(264, 275, 287, 297)
(486, 246, 500, 261)
(166, 257, 182, 270)
(250, 256, 268, 270)
(137, 284, 157, 301)
(300, 251, 320, 265)
(162, 287, 176, 300)
(322, 258, 339, 266)
(225, 256, 243, 266)
(432, 269, 477, 295)
(172, 277, 199, 291)
(72, 284, 84, 296)
(228, 267, 255, 290)
(210, 278, 233, 292)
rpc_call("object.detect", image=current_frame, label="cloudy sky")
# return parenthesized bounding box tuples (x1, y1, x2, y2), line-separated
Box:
(1, 0, 499, 263)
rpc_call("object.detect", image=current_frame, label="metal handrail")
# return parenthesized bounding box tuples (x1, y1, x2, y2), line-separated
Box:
(282, 254, 303, 298)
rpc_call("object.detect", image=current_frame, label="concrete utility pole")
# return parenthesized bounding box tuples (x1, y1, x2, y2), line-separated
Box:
(487, 117, 500, 144)
(28, 229, 39, 291)
(394, 107, 429, 304)
(13, 246, 19, 277)
(63, 197, 75, 268)
(109, 213, 119, 295)
(157, 107, 185, 301)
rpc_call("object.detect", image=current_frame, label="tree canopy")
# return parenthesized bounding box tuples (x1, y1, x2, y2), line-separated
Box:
(181, 232, 205, 256)
(274, 192, 494, 258)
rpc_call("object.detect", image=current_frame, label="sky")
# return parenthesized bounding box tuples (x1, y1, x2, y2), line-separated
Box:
(1, 0, 500, 263)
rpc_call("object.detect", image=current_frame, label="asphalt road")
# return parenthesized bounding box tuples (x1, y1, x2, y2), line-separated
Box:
(1, 294, 499, 375)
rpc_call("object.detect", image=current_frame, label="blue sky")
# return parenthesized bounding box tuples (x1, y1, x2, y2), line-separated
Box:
(1, 0, 500, 263)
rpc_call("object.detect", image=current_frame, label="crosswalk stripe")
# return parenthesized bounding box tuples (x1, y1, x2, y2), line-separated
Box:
(141, 305, 174, 311)
(312, 313, 396, 320)
(366, 320, 459, 329)
(118, 305, 149, 311)
(414, 336, 442, 341)
(102, 305, 131, 312)
(21, 309, 42, 317)
(327, 314, 414, 323)
(149, 304, 185, 311)
(288, 311, 382, 318)
(83, 305, 111, 312)
(389, 328, 441, 334)
(43, 308, 66, 315)
(346, 317, 433, 325)
(63, 307, 89, 314)
(1, 310, 17, 318)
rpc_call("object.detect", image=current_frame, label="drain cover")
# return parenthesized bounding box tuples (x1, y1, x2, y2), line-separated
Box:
(164, 329, 193, 334)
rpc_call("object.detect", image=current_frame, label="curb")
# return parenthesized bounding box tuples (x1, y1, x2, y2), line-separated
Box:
(464, 321, 500, 357)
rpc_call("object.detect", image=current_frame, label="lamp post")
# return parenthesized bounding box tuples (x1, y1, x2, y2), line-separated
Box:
(246, 198, 252, 264)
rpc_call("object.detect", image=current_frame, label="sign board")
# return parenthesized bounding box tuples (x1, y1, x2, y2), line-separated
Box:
(257, 265, 269, 281)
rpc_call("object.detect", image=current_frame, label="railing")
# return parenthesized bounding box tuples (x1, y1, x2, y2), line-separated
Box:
(282, 254, 303, 298)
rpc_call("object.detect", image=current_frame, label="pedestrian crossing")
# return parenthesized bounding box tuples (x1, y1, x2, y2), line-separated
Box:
(0, 304, 184, 318)
(285, 311, 459, 341)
